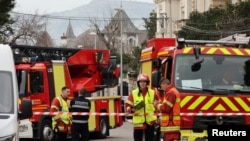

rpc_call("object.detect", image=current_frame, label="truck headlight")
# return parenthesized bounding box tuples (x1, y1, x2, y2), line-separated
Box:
(182, 136, 188, 141)
(19, 124, 28, 132)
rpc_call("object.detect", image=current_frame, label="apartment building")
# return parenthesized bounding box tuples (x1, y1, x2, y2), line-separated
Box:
(154, 0, 247, 38)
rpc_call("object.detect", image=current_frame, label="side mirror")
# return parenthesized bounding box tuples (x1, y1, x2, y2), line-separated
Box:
(19, 99, 32, 119)
(152, 71, 161, 88)
(152, 59, 161, 69)
(191, 58, 204, 72)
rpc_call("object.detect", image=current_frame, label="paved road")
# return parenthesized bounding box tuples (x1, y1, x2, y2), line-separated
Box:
(92, 120, 163, 141)
(20, 121, 163, 141)
(91, 121, 133, 141)
(19, 121, 134, 141)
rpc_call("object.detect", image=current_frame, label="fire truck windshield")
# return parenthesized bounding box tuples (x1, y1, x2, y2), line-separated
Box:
(174, 54, 250, 94)
(0, 71, 14, 114)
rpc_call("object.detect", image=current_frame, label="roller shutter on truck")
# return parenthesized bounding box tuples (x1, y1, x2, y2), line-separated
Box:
(141, 61, 152, 87)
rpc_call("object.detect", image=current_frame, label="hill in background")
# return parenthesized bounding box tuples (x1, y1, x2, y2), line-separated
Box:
(47, 0, 155, 45)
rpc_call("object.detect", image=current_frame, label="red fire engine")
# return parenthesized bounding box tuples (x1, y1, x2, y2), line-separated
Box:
(12, 45, 123, 141)
(140, 38, 250, 141)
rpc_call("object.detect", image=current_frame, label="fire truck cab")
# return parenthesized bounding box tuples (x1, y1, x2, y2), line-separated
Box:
(11, 45, 123, 141)
(140, 38, 250, 141)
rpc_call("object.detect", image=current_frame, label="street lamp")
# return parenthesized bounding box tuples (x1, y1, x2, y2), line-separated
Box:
(115, 5, 123, 98)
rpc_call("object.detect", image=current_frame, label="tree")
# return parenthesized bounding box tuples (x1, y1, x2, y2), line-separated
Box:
(128, 46, 142, 72)
(35, 31, 54, 47)
(177, 8, 226, 40)
(89, 8, 120, 54)
(218, 1, 250, 35)
(9, 12, 49, 45)
(177, 1, 250, 40)
(143, 10, 157, 39)
(0, 0, 15, 43)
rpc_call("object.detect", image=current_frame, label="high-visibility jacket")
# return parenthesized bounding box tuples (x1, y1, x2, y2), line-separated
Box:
(51, 96, 71, 133)
(130, 88, 157, 128)
(158, 86, 180, 133)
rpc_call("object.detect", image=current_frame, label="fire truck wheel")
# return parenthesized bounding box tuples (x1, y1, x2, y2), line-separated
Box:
(98, 116, 109, 138)
(40, 119, 53, 141)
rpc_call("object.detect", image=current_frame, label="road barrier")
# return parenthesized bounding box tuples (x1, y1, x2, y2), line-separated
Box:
(32, 112, 250, 116)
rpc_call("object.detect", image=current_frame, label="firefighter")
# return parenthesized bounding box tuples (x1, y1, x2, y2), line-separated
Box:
(126, 73, 158, 141)
(154, 87, 165, 141)
(155, 78, 181, 141)
(50, 86, 71, 141)
(69, 88, 91, 141)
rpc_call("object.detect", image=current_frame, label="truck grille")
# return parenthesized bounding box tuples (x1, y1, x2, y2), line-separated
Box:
(193, 116, 245, 131)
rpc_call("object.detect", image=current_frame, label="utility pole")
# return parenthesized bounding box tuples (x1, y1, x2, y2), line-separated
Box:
(120, 2, 123, 98)
(115, 1, 123, 98)
(94, 34, 97, 49)
(169, 0, 172, 37)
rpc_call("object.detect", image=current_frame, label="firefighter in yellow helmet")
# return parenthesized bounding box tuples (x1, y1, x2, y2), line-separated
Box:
(126, 74, 159, 141)
(50, 86, 72, 141)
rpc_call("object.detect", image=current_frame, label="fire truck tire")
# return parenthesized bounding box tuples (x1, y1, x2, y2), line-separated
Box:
(98, 116, 109, 138)
(40, 119, 53, 141)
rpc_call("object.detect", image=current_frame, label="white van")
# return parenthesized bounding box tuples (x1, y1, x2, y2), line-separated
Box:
(0, 44, 32, 141)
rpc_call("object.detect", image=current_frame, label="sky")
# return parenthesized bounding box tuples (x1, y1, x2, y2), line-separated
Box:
(14, 0, 154, 14)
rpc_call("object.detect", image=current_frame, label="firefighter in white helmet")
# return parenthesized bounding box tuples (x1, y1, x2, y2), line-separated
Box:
(126, 74, 159, 141)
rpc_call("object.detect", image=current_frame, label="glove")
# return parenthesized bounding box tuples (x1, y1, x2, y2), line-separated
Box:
(154, 101, 163, 112)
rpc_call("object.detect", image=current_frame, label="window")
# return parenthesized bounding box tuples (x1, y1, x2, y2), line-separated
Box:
(128, 38, 135, 46)
(174, 54, 250, 93)
(16, 70, 27, 96)
(30, 71, 44, 93)
(0, 71, 13, 113)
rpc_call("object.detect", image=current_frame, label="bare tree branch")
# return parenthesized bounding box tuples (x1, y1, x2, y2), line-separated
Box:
(89, 7, 120, 53)
(9, 12, 52, 46)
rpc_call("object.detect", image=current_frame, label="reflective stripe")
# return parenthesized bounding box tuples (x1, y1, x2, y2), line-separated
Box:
(161, 126, 180, 132)
(72, 105, 89, 109)
(173, 116, 180, 120)
(157, 103, 163, 111)
(51, 105, 59, 110)
(126, 100, 133, 106)
(161, 116, 169, 120)
(134, 123, 144, 128)
(72, 120, 88, 123)
(164, 100, 173, 107)
(162, 116, 180, 120)
(57, 126, 65, 131)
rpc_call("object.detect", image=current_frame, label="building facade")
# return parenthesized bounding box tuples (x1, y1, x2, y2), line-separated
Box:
(154, 0, 247, 38)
